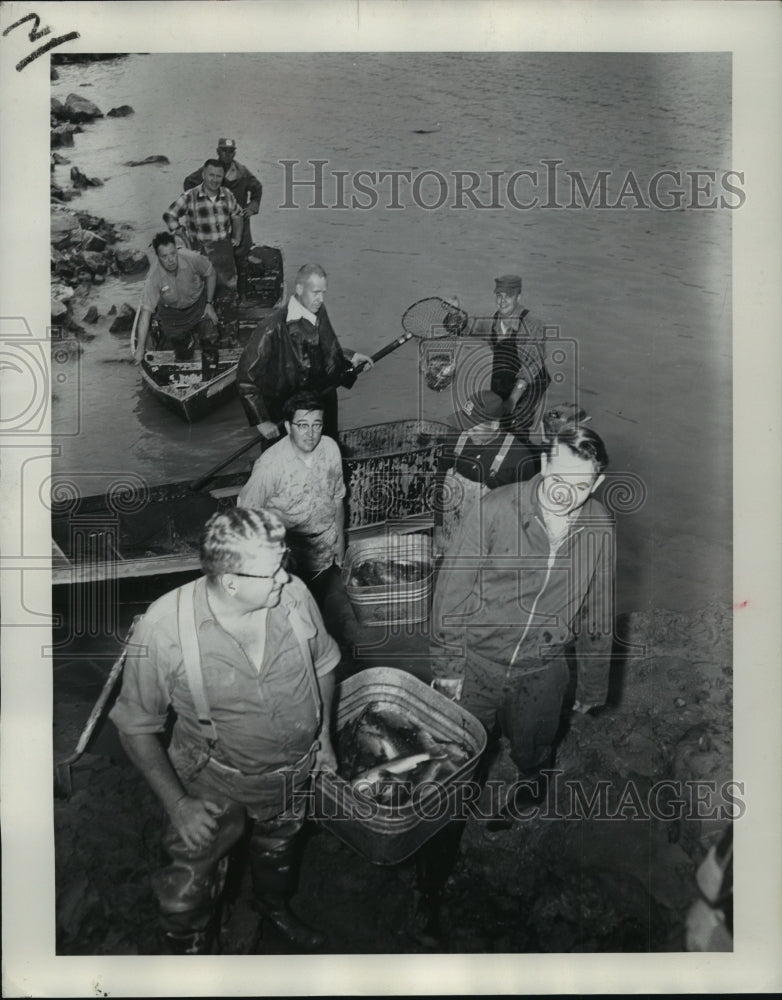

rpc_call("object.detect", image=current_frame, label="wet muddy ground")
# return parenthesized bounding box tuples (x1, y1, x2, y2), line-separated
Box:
(53, 589, 732, 956)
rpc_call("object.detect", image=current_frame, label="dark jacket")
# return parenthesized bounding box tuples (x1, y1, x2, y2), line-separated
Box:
(431, 475, 615, 707)
(236, 303, 351, 426)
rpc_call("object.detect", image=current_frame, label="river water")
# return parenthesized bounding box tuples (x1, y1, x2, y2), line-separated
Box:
(51, 51, 733, 613)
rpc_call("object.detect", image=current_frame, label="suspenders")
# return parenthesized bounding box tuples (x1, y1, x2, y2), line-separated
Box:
(175, 579, 323, 761)
(453, 429, 516, 482)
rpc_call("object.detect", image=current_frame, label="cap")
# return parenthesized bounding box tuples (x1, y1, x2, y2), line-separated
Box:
(448, 389, 506, 430)
(494, 274, 522, 294)
(217, 137, 236, 149)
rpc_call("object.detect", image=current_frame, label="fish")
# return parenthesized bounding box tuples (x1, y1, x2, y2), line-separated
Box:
(351, 750, 444, 789)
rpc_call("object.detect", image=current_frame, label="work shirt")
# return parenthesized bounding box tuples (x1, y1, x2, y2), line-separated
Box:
(431, 475, 615, 707)
(238, 435, 346, 574)
(110, 575, 340, 775)
(184, 160, 263, 213)
(163, 184, 242, 246)
(140, 247, 214, 313)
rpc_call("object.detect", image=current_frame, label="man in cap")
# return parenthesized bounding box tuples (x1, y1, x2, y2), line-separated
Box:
(164, 158, 244, 295)
(467, 274, 551, 443)
(435, 388, 539, 555)
(184, 139, 263, 302)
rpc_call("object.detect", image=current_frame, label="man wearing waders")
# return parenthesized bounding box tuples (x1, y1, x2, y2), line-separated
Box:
(110, 507, 339, 954)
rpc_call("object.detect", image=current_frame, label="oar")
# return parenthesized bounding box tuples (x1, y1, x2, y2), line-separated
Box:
(191, 332, 414, 490)
(53, 617, 140, 799)
(191, 433, 266, 491)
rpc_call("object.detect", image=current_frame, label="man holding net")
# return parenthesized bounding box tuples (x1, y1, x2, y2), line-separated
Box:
(403, 275, 551, 442)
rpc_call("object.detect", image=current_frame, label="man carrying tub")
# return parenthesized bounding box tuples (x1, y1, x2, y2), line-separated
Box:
(110, 507, 338, 954)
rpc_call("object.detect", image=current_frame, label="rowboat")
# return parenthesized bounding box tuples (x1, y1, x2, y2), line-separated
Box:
(51, 419, 452, 585)
(132, 244, 284, 422)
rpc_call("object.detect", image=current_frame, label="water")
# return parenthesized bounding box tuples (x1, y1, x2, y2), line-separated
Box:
(51, 52, 732, 611)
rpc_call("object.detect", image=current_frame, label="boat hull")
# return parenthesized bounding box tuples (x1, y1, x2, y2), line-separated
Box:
(140, 349, 242, 422)
(51, 419, 451, 584)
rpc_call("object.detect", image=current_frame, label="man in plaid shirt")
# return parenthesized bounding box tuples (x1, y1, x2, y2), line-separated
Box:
(164, 158, 244, 294)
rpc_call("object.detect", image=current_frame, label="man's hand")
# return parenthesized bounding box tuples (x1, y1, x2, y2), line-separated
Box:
(244, 201, 260, 217)
(203, 302, 218, 324)
(507, 380, 527, 410)
(257, 421, 281, 440)
(572, 699, 597, 715)
(231, 236, 241, 247)
(431, 677, 464, 701)
(351, 351, 374, 371)
(170, 795, 224, 851)
(133, 346, 146, 366)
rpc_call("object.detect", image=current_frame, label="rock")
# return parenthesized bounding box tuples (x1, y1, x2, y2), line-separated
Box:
(70, 166, 91, 189)
(109, 304, 136, 334)
(69, 166, 104, 189)
(52, 152, 72, 166)
(51, 184, 70, 202)
(115, 248, 149, 275)
(51, 68, 60, 81)
(123, 155, 170, 167)
(51, 97, 66, 119)
(63, 93, 104, 123)
(92, 273, 105, 285)
(51, 282, 75, 305)
(83, 306, 99, 324)
(51, 207, 83, 249)
(76, 251, 108, 275)
(107, 105, 134, 118)
(51, 299, 69, 322)
(108, 304, 117, 315)
(80, 230, 107, 253)
(51, 124, 79, 148)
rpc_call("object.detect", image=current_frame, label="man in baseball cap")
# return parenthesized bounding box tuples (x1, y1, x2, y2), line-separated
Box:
(458, 272, 551, 444)
(435, 387, 539, 556)
(183, 138, 263, 302)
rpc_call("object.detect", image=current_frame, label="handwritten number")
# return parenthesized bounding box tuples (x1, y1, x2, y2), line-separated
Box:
(16, 32, 80, 71)
(2, 12, 50, 41)
(2, 13, 79, 70)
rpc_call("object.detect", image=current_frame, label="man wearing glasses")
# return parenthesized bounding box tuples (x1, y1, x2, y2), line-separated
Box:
(237, 390, 358, 656)
(110, 506, 339, 954)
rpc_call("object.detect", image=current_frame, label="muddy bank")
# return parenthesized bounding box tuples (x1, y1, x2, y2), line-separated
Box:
(53, 604, 732, 955)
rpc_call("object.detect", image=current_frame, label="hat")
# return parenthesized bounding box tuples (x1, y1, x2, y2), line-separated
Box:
(217, 137, 236, 149)
(494, 274, 522, 294)
(448, 389, 506, 430)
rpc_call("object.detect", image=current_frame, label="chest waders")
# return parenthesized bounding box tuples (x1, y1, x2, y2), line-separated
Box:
(163, 580, 326, 953)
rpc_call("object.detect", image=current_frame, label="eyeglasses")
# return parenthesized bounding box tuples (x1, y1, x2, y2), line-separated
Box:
(232, 548, 290, 579)
(291, 421, 323, 432)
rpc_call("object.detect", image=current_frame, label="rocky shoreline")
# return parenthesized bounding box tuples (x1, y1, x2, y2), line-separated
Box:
(50, 83, 166, 342)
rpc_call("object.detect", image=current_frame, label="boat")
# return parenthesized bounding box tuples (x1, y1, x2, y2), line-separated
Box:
(51, 419, 452, 585)
(132, 244, 284, 422)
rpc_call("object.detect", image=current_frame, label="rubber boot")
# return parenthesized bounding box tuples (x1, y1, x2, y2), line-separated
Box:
(257, 893, 325, 951)
(201, 346, 219, 383)
(236, 269, 249, 305)
(249, 841, 325, 951)
(163, 929, 215, 955)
